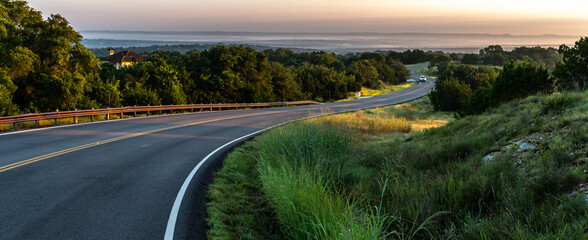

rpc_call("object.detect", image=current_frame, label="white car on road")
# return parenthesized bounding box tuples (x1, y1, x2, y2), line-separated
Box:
(419, 76, 427, 82)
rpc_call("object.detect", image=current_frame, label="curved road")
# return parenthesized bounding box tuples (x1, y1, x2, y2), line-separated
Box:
(0, 64, 432, 240)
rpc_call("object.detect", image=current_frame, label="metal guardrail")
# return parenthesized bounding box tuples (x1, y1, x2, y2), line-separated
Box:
(0, 101, 319, 130)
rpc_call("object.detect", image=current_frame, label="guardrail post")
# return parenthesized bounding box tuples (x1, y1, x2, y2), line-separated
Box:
(35, 120, 39, 128)
(106, 107, 110, 120)
(13, 123, 18, 131)
(73, 109, 78, 124)
(159, 105, 162, 115)
(147, 105, 150, 116)
(120, 106, 123, 119)
(134, 105, 137, 118)
(91, 108, 94, 122)
(55, 109, 59, 126)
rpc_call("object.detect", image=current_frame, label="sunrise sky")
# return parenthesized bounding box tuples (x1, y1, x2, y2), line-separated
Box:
(26, 0, 588, 35)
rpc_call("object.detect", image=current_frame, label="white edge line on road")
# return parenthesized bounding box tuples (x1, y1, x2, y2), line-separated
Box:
(163, 113, 318, 239)
(163, 124, 274, 240)
(164, 80, 434, 240)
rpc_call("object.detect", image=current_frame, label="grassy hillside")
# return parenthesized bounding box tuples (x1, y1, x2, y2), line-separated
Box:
(206, 91, 587, 239)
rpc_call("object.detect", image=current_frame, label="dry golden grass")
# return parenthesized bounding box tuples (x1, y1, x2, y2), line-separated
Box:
(323, 111, 412, 134)
(0, 124, 10, 132)
(411, 119, 449, 131)
(360, 83, 415, 97)
(321, 100, 449, 135)
(395, 102, 419, 112)
(340, 82, 416, 102)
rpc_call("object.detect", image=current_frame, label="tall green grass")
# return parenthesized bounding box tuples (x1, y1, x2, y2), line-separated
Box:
(257, 121, 392, 239)
(206, 142, 283, 239)
(207, 93, 588, 239)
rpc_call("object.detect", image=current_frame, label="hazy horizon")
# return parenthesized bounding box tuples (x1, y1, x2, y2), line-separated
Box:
(27, 0, 588, 36)
(80, 30, 582, 37)
(80, 31, 580, 54)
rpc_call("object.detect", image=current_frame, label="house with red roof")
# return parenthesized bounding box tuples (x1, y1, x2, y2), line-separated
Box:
(101, 48, 148, 69)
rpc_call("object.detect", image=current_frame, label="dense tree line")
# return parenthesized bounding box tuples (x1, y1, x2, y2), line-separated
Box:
(95, 46, 410, 108)
(1, 0, 99, 116)
(430, 61, 554, 114)
(0, 0, 411, 116)
(430, 37, 588, 114)
(460, 45, 562, 69)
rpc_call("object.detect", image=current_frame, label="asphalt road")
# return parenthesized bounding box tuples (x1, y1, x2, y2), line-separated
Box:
(0, 64, 433, 240)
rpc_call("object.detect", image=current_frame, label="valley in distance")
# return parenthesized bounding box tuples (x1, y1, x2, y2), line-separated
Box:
(82, 30, 580, 56)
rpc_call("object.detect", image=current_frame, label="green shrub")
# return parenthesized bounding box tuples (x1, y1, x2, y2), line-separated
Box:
(540, 93, 577, 114)
(491, 60, 554, 106)
(429, 77, 473, 112)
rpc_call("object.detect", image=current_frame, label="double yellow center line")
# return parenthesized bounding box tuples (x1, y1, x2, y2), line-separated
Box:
(0, 111, 280, 173)
(1, 82, 434, 174)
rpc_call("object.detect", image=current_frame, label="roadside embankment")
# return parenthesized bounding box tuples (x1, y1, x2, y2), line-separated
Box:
(207, 92, 587, 239)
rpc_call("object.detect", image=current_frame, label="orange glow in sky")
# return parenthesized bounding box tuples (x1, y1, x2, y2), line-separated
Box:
(26, 0, 588, 35)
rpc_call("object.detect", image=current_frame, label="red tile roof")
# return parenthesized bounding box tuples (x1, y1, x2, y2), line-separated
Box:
(101, 51, 148, 65)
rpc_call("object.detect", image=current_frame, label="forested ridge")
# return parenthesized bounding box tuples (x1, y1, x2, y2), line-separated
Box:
(2, 0, 584, 117)
(0, 0, 416, 116)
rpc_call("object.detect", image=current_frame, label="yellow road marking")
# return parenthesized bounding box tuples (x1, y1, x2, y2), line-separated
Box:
(0, 111, 280, 173)
(0, 82, 434, 173)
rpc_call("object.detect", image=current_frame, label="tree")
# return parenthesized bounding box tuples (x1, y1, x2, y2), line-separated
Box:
(350, 60, 380, 89)
(269, 62, 304, 101)
(438, 64, 496, 91)
(0, 68, 18, 116)
(190, 45, 274, 103)
(553, 37, 588, 91)
(123, 83, 161, 106)
(509, 46, 562, 69)
(429, 77, 473, 112)
(429, 54, 453, 73)
(0, 0, 101, 112)
(430, 64, 497, 113)
(461, 54, 481, 65)
(296, 63, 350, 101)
(491, 60, 552, 105)
(467, 86, 492, 114)
(82, 75, 122, 108)
(480, 45, 506, 66)
(449, 53, 460, 61)
(388, 49, 430, 64)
